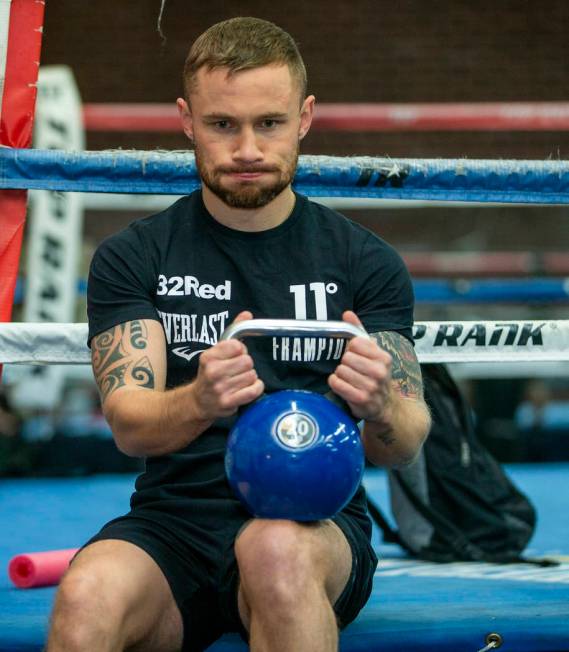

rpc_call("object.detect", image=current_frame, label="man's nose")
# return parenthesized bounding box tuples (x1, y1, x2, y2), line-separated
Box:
(233, 127, 263, 162)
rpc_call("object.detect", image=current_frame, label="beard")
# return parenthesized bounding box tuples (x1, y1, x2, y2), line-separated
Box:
(195, 143, 299, 209)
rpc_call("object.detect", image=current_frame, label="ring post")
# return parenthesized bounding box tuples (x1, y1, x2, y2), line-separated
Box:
(0, 0, 45, 379)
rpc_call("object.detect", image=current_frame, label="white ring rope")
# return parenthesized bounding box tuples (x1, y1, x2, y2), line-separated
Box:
(1, 320, 568, 365)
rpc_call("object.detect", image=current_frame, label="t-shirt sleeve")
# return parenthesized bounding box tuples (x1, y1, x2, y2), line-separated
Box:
(352, 233, 415, 342)
(87, 226, 159, 346)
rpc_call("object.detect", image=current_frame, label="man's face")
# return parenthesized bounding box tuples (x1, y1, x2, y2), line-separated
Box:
(178, 64, 314, 210)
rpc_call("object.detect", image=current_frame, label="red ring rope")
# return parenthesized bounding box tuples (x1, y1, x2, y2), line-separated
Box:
(403, 252, 569, 277)
(83, 102, 569, 132)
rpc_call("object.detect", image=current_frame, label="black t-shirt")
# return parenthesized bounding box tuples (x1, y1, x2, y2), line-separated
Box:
(87, 191, 414, 532)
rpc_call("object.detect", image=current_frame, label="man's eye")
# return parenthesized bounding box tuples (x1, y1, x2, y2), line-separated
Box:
(215, 120, 230, 129)
(261, 119, 280, 129)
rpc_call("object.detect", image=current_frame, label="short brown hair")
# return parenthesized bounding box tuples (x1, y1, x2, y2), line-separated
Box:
(183, 17, 307, 102)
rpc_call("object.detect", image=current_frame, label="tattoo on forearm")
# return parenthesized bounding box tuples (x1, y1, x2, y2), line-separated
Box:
(92, 321, 155, 400)
(371, 331, 424, 399)
(375, 429, 396, 447)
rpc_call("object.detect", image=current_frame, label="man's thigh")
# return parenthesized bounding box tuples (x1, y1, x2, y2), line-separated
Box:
(55, 539, 183, 652)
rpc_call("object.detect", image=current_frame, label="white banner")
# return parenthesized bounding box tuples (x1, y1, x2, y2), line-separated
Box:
(413, 320, 569, 363)
(25, 65, 84, 322)
(13, 66, 85, 409)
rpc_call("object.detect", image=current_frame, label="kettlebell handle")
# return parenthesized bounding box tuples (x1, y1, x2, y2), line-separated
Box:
(220, 318, 369, 342)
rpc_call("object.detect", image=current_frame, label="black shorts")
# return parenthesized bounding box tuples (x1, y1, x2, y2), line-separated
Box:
(86, 508, 378, 652)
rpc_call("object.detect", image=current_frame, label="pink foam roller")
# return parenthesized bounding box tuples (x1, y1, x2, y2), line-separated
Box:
(8, 548, 79, 588)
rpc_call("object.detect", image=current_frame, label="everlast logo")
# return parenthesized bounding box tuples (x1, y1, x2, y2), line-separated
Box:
(157, 274, 231, 300)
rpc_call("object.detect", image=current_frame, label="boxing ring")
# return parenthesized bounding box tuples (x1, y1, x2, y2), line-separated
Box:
(1, 150, 569, 651)
(1, 3, 568, 648)
(1, 465, 568, 652)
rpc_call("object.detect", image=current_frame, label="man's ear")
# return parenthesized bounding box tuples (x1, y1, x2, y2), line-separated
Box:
(177, 98, 194, 142)
(299, 94, 315, 141)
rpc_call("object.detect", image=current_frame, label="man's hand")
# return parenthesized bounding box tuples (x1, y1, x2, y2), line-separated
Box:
(189, 311, 265, 422)
(328, 310, 393, 425)
(329, 311, 431, 467)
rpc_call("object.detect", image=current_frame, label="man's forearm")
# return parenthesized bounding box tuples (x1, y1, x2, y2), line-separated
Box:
(362, 391, 431, 468)
(104, 383, 213, 458)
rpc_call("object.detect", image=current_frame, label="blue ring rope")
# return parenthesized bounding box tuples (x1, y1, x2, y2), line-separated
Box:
(1, 148, 569, 203)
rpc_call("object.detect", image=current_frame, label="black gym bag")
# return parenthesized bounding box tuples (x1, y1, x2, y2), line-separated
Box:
(367, 363, 555, 565)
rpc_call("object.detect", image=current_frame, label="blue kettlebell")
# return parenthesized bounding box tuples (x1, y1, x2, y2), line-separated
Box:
(222, 319, 367, 521)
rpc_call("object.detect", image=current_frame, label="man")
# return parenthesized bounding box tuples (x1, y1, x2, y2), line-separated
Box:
(47, 17, 431, 652)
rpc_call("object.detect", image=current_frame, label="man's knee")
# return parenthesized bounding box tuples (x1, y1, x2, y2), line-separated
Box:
(49, 565, 125, 650)
(49, 541, 183, 652)
(235, 519, 323, 607)
(55, 565, 115, 615)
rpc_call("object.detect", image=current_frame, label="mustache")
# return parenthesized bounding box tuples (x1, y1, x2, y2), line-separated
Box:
(217, 166, 279, 174)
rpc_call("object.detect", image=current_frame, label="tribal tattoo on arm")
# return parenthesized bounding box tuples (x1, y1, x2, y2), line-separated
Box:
(371, 330, 424, 400)
(92, 320, 155, 401)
